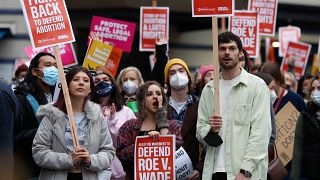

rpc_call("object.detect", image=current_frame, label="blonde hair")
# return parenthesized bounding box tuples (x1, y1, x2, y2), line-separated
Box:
(116, 66, 144, 92)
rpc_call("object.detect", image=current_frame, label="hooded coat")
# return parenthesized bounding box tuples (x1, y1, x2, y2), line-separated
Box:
(32, 101, 115, 180)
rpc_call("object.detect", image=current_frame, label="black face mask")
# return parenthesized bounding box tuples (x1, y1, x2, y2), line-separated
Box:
(95, 81, 113, 97)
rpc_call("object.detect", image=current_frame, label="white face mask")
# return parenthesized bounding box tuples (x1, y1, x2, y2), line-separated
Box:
(123, 80, 138, 95)
(311, 90, 320, 106)
(169, 72, 189, 90)
(270, 90, 277, 105)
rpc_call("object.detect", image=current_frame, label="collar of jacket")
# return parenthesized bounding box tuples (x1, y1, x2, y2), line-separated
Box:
(207, 68, 249, 90)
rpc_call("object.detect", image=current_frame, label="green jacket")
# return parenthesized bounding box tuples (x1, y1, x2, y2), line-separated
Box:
(197, 69, 271, 180)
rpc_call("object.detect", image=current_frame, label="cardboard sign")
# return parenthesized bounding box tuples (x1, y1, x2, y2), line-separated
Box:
(83, 40, 113, 70)
(229, 11, 259, 58)
(175, 147, 193, 180)
(24, 43, 77, 67)
(192, 0, 234, 17)
(275, 102, 300, 166)
(135, 135, 175, 180)
(248, 0, 278, 36)
(140, 7, 169, 52)
(20, 0, 75, 49)
(90, 16, 136, 53)
(278, 26, 301, 57)
(280, 41, 311, 79)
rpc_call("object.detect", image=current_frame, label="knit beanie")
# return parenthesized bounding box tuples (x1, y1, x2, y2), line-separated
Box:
(164, 58, 191, 83)
(199, 64, 214, 79)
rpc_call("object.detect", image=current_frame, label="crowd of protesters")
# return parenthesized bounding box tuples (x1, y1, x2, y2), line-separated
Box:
(1, 31, 320, 180)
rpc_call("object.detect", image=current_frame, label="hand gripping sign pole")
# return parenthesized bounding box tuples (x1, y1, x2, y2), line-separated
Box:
(54, 46, 79, 148)
(212, 17, 220, 116)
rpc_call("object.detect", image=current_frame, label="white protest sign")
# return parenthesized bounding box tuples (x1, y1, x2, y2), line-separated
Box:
(175, 147, 193, 180)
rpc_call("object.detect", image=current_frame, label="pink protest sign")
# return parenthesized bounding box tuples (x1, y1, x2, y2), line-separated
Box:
(24, 43, 77, 67)
(90, 16, 136, 53)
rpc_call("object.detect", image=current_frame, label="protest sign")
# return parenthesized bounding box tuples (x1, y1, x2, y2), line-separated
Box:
(175, 147, 193, 180)
(280, 41, 311, 79)
(105, 46, 122, 77)
(229, 11, 259, 58)
(248, 0, 278, 36)
(275, 102, 300, 166)
(24, 43, 77, 67)
(90, 16, 136, 53)
(278, 26, 301, 57)
(135, 135, 175, 180)
(83, 40, 113, 70)
(192, 0, 234, 17)
(140, 7, 169, 51)
(20, 0, 75, 49)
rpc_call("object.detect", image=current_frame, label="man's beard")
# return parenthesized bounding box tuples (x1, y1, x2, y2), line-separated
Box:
(220, 61, 238, 70)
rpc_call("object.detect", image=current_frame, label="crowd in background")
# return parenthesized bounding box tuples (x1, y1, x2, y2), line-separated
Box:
(0, 31, 319, 180)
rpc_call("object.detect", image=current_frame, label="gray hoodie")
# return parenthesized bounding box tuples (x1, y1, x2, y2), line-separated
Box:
(32, 101, 115, 180)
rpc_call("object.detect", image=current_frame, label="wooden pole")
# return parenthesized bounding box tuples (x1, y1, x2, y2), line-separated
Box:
(53, 46, 79, 148)
(212, 17, 220, 116)
(221, 17, 226, 33)
(152, 0, 157, 7)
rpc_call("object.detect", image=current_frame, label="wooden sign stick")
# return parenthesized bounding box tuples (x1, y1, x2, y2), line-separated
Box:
(221, 17, 226, 32)
(53, 45, 79, 148)
(212, 17, 220, 116)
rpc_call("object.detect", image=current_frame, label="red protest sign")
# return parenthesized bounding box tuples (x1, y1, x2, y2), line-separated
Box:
(192, 0, 234, 17)
(281, 41, 311, 79)
(248, 0, 278, 36)
(229, 11, 259, 58)
(278, 26, 301, 57)
(135, 135, 175, 180)
(105, 46, 122, 77)
(20, 0, 75, 49)
(140, 7, 169, 52)
(90, 16, 136, 53)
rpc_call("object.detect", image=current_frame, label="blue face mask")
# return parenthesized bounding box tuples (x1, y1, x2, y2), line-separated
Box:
(95, 81, 113, 97)
(39, 66, 58, 86)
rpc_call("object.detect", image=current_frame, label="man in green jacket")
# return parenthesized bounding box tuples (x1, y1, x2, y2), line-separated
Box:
(197, 32, 271, 180)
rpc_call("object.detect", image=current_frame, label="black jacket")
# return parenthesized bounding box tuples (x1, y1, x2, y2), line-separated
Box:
(13, 83, 49, 179)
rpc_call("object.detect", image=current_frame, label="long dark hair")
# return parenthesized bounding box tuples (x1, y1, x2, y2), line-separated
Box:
(16, 52, 55, 105)
(261, 62, 286, 87)
(54, 66, 94, 113)
(136, 81, 167, 119)
(91, 72, 124, 112)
